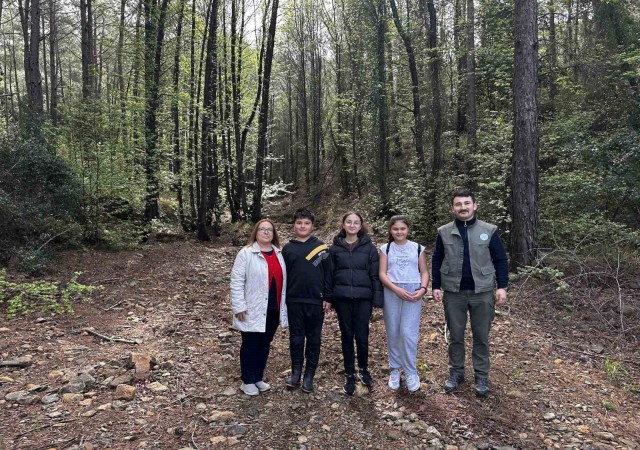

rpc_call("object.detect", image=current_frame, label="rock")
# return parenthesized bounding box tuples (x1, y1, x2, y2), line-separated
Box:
(554, 358, 563, 364)
(506, 390, 525, 398)
(382, 411, 404, 421)
(48, 370, 65, 380)
(227, 424, 248, 436)
(218, 331, 233, 338)
(210, 436, 227, 446)
(128, 352, 154, 380)
(109, 372, 134, 388)
(385, 429, 402, 440)
(428, 438, 444, 449)
(115, 384, 136, 401)
(0, 327, 10, 333)
(543, 412, 556, 421)
(354, 383, 369, 397)
(445, 446, 460, 450)
(146, 381, 168, 393)
(298, 435, 308, 443)
(594, 432, 616, 441)
(41, 393, 60, 404)
(195, 402, 207, 411)
(0, 355, 33, 368)
(591, 344, 605, 354)
(60, 373, 95, 394)
(82, 410, 98, 417)
(112, 400, 128, 410)
(209, 411, 235, 422)
(97, 403, 112, 411)
(79, 398, 93, 406)
(0, 376, 14, 383)
(322, 425, 331, 432)
(62, 393, 84, 403)
(5, 390, 38, 405)
(426, 426, 442, 438)
(221, 387, 236, 396)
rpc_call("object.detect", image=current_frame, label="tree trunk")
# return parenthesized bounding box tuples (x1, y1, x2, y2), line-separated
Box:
(250, 0, 279, 222)
(80, 0, 94, 98)
(466, 0, 477, 153)
(373, 0, 388, 203)
(49, 0, 58, 125)
(548, 0, 558, 110)
(116, 0, 127, 143)
(172, 0, 187, 230)
(389, 0, 425, 170)
(143, 0, 170, 221)
(454, 0, 467, 145)
(511, 0, 539, 268)
(198, 0, 220, 240)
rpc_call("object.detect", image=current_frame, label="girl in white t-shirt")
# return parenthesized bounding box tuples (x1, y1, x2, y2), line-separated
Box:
(379, 215, 429, 392)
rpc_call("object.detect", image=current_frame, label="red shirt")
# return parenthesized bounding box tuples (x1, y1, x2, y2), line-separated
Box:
(262, 250, 283, 310)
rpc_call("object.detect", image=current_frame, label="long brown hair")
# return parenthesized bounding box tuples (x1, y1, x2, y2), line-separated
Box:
(337, 211, 370, 238)
(387, 215, 410, 244)
(247, 218, 281, 248)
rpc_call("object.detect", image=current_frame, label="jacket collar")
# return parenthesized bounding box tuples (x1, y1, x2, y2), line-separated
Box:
(250, 241, 280, 253)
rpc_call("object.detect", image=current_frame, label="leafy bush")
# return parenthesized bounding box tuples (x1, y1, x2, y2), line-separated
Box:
(0, 270, 101, 318)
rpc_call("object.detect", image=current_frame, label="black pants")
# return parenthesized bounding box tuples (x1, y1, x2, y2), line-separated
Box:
(287, 302, 324, 370)
(333, 299, 372, 375)
(240, 309, 279, 384)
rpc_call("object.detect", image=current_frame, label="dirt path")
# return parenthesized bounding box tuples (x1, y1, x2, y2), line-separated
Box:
(1, 237, 639, 449)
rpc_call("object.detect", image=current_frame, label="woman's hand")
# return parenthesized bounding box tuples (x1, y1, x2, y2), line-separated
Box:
(235, 311, 248, 321)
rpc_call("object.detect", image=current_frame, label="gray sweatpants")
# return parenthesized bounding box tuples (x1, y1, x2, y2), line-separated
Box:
(383, 283, 422, 376)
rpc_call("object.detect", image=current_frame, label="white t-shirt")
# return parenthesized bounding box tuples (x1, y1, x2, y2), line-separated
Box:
(379, 240, 424, 284)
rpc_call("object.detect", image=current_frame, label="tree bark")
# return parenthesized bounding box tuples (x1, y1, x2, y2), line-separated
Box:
(511, 0, 539, 268)
(49, 0, 59, 125)
(250, 0, 280, 222)
(466, 0, 477, 153)
(172, 0, 187, 230)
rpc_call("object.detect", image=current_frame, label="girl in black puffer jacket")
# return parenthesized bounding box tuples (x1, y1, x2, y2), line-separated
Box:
(325, 211, 383, 395)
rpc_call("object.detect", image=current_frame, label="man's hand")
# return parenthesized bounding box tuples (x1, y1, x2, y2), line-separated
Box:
(322, 301, 331, 313)
(495, 288, 507, 306)
(235, 311, 248, 321)
(432, 289, 443, 303)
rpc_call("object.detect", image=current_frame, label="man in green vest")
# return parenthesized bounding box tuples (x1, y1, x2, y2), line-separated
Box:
(431, 186, 508, 396)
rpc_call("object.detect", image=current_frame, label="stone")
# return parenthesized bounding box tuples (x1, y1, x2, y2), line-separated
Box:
(227, 424, 248, 436)
(0, 355, 33, 368)
(210, 436, 227, 446)
(428, 438, 444, 449)
(41, 393, 60, 404)
(298, 435, 308, 443)
(591, 344, 605, 354)
(62, 393, 84, 403)
(0, 376, 14, 383)
(195, 402, 207, 411)
(82, 410, 98, 417)
(426, 426, 442, 438)
(146, 381, 168, 393)
(79, 398, 93, 406)
(115, 384, 136, 401)
(128, 352, 154, 380)
(506, 390, 525, 398)
(382, 411, 404, 421)
(48, 370, 65, 380)
(209, 411, 235, 422)
(97, 403, 112, 411)
(221, 387, 236, 396)
(109, 372, 134, 388)
(385, 429, 402, 440)
(0, 327, 10, 333)
(543, 413, 556, 421)
(594, 432, 615, 441)
(5, 390, 38, 405)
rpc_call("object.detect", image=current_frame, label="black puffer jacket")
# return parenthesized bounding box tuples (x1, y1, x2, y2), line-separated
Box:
(324, 234, 383, 307)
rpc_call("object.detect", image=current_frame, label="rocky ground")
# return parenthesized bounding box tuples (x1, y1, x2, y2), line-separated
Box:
(1, 229, 639, 450)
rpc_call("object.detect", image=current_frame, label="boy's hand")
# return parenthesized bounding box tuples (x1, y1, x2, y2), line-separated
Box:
(322, 301, 331, 313)
(235, 311, 248, 321)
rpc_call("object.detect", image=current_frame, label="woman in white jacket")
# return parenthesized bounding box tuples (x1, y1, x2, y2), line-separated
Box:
(230, 219, 288, 396)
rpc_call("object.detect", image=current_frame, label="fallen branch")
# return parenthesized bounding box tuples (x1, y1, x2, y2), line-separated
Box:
(104, 300, 125, 311)
(84, 328, 140, 344)
(552, 342, 640, 366)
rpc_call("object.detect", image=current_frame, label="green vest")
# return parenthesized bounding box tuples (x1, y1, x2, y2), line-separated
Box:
(438, 219, 498, 293)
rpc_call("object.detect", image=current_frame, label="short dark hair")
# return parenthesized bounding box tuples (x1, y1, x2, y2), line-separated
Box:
(293, 208, 314, 224)
(451, 186, 476, 205)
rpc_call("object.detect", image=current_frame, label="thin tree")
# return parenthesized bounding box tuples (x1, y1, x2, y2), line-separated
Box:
(466, 0, 476, 153)
(250, 0, 280, 221)
(511, 0, 539, 267)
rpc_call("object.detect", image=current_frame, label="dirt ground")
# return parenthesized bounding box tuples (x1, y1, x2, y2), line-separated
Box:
(1, 230, 639, 450)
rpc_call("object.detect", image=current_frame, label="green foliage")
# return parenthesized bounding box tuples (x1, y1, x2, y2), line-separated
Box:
(0, 123, 84, 267)
(0, 270, 101, 318)
(604, 358, 629, 385)
(511, 266, 570, 293)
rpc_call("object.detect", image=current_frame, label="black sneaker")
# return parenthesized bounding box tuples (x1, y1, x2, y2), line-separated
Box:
(358, 368, 373, 388)
(444, 372, 465, 393)
(343, 375, 356, 395)
(474, 377, 489, 397)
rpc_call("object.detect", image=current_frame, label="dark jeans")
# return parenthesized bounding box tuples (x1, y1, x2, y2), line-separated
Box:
(240, 309, 279, 384)
(443, 290, 495, 378)
(333, 299, 372, 375)
(287, 302, 324, 370)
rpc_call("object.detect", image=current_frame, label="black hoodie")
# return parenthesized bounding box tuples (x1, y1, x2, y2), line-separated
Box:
(324, 234, 383, 307)
(282, 236, 331, 306)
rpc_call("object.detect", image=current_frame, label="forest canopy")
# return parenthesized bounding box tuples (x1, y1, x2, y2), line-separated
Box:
(0, 0, 638, 276)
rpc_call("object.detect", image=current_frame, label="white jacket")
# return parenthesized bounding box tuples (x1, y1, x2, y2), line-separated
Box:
(230, 242, 288, 332)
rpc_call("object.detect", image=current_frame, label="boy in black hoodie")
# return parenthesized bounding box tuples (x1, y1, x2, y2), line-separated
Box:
(282, 209, 332, 392)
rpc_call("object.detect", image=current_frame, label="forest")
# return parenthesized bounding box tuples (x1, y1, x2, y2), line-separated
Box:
(0, 0, 639, 448)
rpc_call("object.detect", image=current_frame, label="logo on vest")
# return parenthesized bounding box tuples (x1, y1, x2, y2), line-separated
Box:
(480, 233, 489, 241)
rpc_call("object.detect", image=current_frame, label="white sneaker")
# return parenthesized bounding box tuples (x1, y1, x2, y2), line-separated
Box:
(255, 380, 271, 392)
(388, 369, 401, 390)
(240, 383, 259, 396)
(406, 373, 421, 392)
